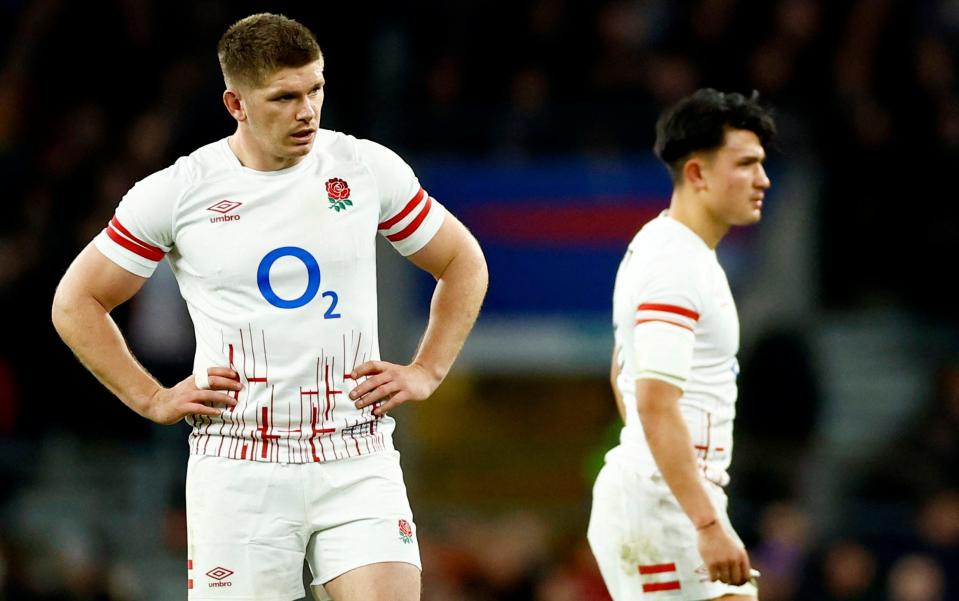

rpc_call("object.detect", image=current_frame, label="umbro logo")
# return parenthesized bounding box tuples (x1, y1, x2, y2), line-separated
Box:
(206, 566, 234, 588)
(208, 200, 242, 223)
(209, 200, 241, 214)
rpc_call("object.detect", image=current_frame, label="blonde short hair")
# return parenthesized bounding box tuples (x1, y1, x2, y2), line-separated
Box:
(217, 13, 322, 89)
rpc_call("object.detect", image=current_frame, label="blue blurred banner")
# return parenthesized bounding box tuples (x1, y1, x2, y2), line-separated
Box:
(417, 157, 673, 316)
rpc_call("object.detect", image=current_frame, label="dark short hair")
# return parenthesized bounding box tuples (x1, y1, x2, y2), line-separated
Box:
(218, 13, 322, 89)
(654, 89, 776, 182)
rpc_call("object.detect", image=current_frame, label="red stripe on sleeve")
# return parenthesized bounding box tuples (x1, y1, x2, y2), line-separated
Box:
(386, 196, 433, 242)
(637, 303, 700, 321)
(636, 318, 694, 332)
(638, 563, 676, 575)
(378, 188, 426, 230)
(106, 226, 165, 261)
(110, 217, 164, 255)
(642, 581, 681, 592)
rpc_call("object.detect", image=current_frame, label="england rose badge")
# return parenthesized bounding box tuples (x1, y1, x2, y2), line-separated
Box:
(325, 177, 353, 212)
(398, 519, 414, 544)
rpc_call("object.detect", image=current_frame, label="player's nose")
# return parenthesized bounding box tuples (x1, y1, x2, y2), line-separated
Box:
(296, 97, 316, 121)
(755, 165, 771, 189)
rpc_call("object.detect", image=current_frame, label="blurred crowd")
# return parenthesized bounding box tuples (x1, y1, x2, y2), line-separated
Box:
(1, 0, 958, 599)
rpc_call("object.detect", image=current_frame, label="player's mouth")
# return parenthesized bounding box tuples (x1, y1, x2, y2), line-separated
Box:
(291, 129, 315, 143)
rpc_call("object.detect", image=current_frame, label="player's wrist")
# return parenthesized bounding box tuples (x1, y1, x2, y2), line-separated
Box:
(137, 383, 168, 421)
(695, 517, 719, 531)
(410, 360, 446, 386)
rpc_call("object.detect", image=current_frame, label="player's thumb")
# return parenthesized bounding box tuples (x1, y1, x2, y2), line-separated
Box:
(194, 368, 211, 390)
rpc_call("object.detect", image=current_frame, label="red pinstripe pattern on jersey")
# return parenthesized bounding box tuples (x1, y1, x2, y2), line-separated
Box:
(378, 188, 426, 230)
(248, 323, 257, 381)
(187, 328, 388, 463)
(324, 362, 340, 421)
(297, 386, 306, 463)
(387, 197, 433, 242)
(350, 420, 363, 455)
(200, 386, 214, 456)
(309, 405, 334, 462)
(262, 330, 269, 380)
(216, 396, 231, 457)
(228, 343, 238, 409)
(259, 405, 280, 460)
(240, 328, 248, 383)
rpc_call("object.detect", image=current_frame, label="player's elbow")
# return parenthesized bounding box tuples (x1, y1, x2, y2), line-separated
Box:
(51, 281, 77, 338)
(471, 243, 489, 296)
(51, 277, 95, 340)
(448, 234, 488, 297)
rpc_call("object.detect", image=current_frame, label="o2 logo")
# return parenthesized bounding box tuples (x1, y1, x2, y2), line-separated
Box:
(256, 246, 341, 317)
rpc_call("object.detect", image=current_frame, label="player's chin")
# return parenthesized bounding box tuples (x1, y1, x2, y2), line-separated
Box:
(286, 140, 313, 154)
(741, 208, 762, 224)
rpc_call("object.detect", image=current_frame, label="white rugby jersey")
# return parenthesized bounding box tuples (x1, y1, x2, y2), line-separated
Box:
(608, 212, 739, 487)
(93, 131, 446, 463)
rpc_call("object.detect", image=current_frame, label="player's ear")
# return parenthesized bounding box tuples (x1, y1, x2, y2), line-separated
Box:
(682, 156, 708, 192)
(223, 89, 247, 122)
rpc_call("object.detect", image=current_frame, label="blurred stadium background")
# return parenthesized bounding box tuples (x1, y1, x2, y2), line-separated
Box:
(2, 0, 958, 599)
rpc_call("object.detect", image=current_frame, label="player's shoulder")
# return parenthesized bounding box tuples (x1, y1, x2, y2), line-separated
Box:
(636, 214, 710, 255)
(628, 214, 713, 281)
(310, 128, 358, 159)
(310, 129, 408, 169)
(141, 138, 235, 190)
(122, 139, 247, 210)
(631, 214, 689, 254)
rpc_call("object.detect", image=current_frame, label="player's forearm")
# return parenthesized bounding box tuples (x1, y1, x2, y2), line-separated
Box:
(52, 290, 161, 418)
(411, 242, 488, 383)
(637, 381, 719, 529)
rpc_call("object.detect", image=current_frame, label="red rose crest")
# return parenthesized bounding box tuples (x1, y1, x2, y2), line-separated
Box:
(398, 519, 414, 544)
(325, 178, 353, 212)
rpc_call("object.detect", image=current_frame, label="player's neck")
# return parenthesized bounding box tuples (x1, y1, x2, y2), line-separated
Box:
(667, 192, 728, 249)
(228, 131, 302, 172)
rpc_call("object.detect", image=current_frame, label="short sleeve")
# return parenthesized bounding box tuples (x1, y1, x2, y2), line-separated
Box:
(628, 259, 705, 389)
(92, 167, 177, 277)
(356, 139, 446, 256)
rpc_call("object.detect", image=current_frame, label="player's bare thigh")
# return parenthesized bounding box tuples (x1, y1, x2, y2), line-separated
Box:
(316, 561, 420, 601)
(710, 594, 758, 601)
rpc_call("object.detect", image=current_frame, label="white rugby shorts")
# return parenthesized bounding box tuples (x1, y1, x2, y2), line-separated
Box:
(185, 450, 420, 600)
(587, 461, 757, 600)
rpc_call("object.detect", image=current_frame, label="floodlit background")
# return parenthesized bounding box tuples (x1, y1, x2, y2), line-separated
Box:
(1, 0, 958, 599)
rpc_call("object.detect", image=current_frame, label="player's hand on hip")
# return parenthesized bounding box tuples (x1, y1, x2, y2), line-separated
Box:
(696, 520, 752, 585)
(349, 361, 439, 416)
(145, 367, 241, 425)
